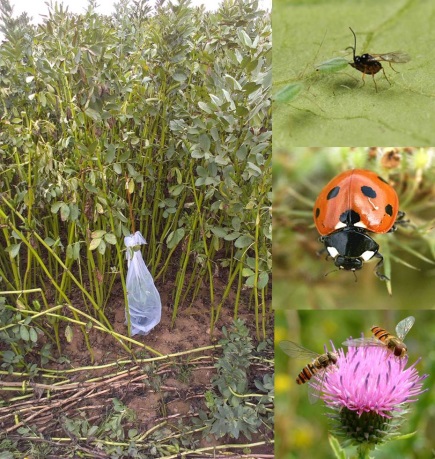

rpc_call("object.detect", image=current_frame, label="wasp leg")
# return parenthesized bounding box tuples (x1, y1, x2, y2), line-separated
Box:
(382, 67, 391, 86)
(388, 62, 399, 73)
(371, 73, 378, 92)
(373, 252, 389, 281)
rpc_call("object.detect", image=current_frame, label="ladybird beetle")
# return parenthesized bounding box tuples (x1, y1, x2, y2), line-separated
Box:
(313, 169, 404, 281)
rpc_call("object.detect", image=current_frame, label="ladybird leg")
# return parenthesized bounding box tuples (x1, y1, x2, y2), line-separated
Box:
(382, 67, 391, 86)
(389, 211, 412, 232)
(316, 240, 328, 259)
(373, 252, 389, 281)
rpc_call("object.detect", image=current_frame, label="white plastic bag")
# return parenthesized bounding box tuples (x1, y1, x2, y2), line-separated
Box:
(124, 231, 161, 336)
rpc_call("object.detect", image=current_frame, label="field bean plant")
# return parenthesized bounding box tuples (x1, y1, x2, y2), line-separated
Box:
(0, 0, 273, 456)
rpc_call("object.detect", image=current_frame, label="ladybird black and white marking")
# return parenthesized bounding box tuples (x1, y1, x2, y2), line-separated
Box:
(313, 169, 403, 280)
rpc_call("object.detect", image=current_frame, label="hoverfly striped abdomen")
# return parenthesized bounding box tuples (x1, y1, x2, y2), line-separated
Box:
(296, 352, 337, 384)
(343, 316, 415, 359)
(371, 325, 407, 357)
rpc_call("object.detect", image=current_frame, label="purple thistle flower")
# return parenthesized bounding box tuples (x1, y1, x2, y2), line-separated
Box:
(311, 344, 428, 448)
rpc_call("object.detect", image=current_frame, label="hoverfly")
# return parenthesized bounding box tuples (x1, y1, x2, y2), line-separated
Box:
(347, 27, 411, 92)
(342, 316, 415, 358)
(279, 341, 338, 403)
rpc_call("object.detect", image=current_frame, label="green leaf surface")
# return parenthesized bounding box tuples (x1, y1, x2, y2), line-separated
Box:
(274, 0, 435, 146)
(328, 434, 346, 459)
(89, 237, 102, 251)
(166, 228, 185, 249)
(6, 243, 21, 259)
(20, 325, 30, 341)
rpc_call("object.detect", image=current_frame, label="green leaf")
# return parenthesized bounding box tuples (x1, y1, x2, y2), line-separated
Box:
(91, 230, 107, 239)
(60, 203, 70, 221)
(211, 227, 228, 238)
(245, 274, 256, 287)
(328, 434, 346, 459)
(89, 238, 102, 251)
(65, 325, 73, 343)
(20, 325, 30, 341)
(29, 327, 38, 343)
(84, 107, 101, 121)
(104, 233, 117, 245)
(98, 239, 106, 255)
(242, 268, 255, 277)
(224, 232, 241, 241)
(167, 228, 185, 249)
(6, 243, 21, 259)
(235, 235, 253, 248)
(73, 242, 80, 260)
(105, 144, 116, 164)
(173, 72, 187, 82)
(51, 202, 63, 213)
(237, 29, 253, 48)
(198, 101, 213, 113)
(394, 431, 417, 440)
(169, 184, 185, 196)
(199, 133, 211, 152)
(258, 271, 269, 289)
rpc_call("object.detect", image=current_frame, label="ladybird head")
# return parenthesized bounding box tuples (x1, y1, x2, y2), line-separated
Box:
(334, 255, 363, 272)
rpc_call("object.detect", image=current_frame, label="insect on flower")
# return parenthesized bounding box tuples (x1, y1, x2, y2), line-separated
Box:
(342, 316, 415, 358)
(312, 345, 428, 448)
(347, 27, 411, 92)
(279, 341, 338, 403)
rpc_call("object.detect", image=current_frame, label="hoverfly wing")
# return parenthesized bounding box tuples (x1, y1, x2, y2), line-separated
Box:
(370, 52, 411, 63)
(307, 370, 327, 404)
(279, 340, 320, 360)
(342, 337, 381, 347)
(395, 316, 415, 341)
(307, 379, 323, 404)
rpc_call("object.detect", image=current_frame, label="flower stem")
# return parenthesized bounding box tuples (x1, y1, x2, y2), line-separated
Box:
(357, 443, 372, 459)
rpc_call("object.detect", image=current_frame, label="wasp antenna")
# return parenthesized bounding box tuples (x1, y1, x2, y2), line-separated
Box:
(348, 27, 356, 60)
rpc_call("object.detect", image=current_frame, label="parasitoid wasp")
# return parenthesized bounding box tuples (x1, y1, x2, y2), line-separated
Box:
(347, 27, 410, 92)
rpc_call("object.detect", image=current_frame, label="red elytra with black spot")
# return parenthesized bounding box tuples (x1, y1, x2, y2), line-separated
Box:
(313, 169, 399, 236)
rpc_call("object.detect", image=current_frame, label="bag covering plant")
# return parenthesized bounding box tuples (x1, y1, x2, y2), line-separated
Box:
(124, 231, 161, 336)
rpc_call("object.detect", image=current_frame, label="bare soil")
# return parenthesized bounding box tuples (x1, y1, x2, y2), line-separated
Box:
(0, 270, 273, 458)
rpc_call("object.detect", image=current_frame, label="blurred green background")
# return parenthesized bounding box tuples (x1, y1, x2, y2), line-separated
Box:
(273, 148, 435, 309)
(273, 0, 435, 146)
(275, 309, 435, 459)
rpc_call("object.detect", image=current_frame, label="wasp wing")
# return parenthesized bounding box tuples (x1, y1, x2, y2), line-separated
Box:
(279, 340, 320, 360)
(395, 316, 415, 341)
(369, 52, 411, 63)
(342, 337, 383, 347)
